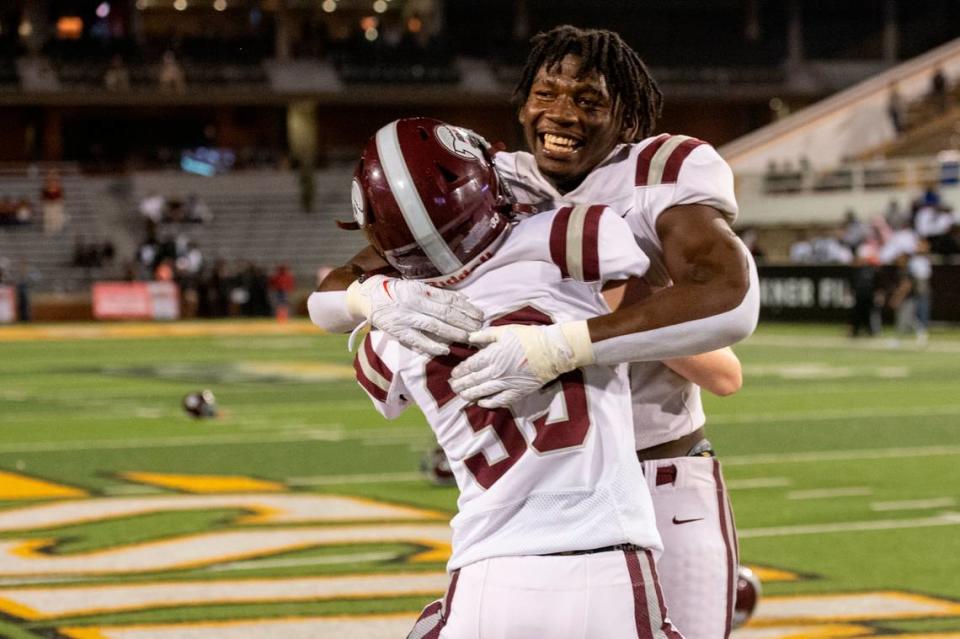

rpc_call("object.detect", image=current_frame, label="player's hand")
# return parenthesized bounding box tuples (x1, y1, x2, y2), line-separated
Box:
(347, 275, 483, 356)
(450, 322, 593, 408)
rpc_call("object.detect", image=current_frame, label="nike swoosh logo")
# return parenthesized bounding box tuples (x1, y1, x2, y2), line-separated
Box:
(672, 516, 704, 525)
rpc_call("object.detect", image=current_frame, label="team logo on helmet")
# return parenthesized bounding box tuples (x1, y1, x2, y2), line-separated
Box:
(434, 124, 485, 163)
(350, 178, 366, 227)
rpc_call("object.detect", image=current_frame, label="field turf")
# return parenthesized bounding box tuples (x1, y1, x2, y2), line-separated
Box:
(0, 320, 958, 638)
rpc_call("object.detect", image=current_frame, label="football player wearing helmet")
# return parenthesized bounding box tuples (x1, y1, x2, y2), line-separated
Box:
(309, 27, 756, 639)
(347, 118, 682, 639)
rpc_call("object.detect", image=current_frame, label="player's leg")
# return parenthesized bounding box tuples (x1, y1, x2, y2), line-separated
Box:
(643, 455, 738, 639)
(584, 548, 685, 639)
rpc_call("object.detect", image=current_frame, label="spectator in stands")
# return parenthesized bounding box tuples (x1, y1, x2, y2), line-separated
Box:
(789, 232, 813, 263)
(930, 67, 949, 113)
(14, 199, 33, 225)
(914, 200, 957, 254)
(887, 84, 905, 134)
(849, 255, 882, 338)
(155, 258, 175, 282)
(879, 215, 919, 264)
(139, 191, 166, 231)
(41, 170, 66, 234)
(841, 209, 869, 250)
(888, 241, 932, 346)
(104, 55, 130, 91)
(185, 193, 213, 224)
(885, 198, 906, 229)
(739, 227, 766, 264)
(159, 50, 186, 93)
(268, 264, 295, 322)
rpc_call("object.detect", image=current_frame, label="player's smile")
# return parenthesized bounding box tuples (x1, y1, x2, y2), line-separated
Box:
(520, 53, 625, 193)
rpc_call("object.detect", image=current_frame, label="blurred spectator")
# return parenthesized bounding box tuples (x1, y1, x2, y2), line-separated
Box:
(884, 198, 906, 228)
(739, 227, 766, 264)
(789, 232, 813, 263)
(14, 199, 33, 225)
(914, 201, 957, 254)
(930, 67, 949, 113)
(849, 256, 882, 338)
(159, 51, 186, 93)
(879, 216, 919, 264)
(268, 264, 295, 322)
(139, 191, 166, 229)
(185, 193, 213, 224)
(841, 209, 869, 250)
(104, 55, 130, 91)
(0, 197, 15, 226)
(887, 84, 904, 134)
(888, 242, 932, 346)
(810, 230, 853, 264)
(41, 171, 66, 234)
(155, 258, 175, 282)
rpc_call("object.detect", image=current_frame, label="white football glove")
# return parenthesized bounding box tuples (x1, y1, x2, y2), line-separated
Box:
(345, 275, 483, 356)
(449, 321, 594, 408)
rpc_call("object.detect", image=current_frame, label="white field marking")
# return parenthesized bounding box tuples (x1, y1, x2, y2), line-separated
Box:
(744, 333, 960, 353)
(132, 408, 164, 419)
(731, 624, 871, 639)
(751, 590, 960, 624)
(0, 494, 441, 533)
(723, 444, 960, 466)
(870, 497, 957, 512)
(876, 366, 910, 378)
(287, 472, 425, 486)
(738, 511, 960, 538)
(58, 614, 420, 639)
(710, 403, 960, 425)
(0, 523, 452, 576)
(725, 477, 793, 490)
(787, 487, 873, 500)
(206, 551, 399, 571)
(0, 572, 449, 619)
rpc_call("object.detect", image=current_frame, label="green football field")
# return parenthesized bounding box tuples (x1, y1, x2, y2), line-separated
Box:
(0, 320, 958, 639)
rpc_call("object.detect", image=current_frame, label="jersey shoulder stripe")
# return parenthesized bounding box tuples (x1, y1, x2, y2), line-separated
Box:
(354, 333, 393, 402)
(548, 204, 606, 282)
(635, 134, 706, 186)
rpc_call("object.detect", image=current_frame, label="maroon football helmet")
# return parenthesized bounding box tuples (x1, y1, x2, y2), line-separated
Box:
(733, 566, 762, 629)
(351, 117, 514, 281)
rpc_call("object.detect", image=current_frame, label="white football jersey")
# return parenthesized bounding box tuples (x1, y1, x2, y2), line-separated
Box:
(495, 135, 738, 450)
(354, 205, 662, 570)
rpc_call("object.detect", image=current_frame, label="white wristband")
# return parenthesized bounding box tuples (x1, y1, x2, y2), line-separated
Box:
(344, 279, 372, 320)
(559, 320, 595, 368)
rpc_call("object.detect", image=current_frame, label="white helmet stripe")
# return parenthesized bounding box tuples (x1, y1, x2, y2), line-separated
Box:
(375, 122, 463, 275)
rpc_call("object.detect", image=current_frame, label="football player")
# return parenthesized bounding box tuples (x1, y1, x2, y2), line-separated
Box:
(348, 117, 682, 639)
(310, 26, 757, 639)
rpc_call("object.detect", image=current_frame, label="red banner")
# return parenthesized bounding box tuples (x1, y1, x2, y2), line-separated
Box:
(92, 282, 180, 320)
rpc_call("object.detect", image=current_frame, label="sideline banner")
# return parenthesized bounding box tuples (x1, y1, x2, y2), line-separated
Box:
(759, 265, 960, 322)
(92, 282, 180, 320)
(0, 285, 15, 323)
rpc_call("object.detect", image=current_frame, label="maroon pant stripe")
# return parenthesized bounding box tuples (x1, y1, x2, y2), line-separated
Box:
(422, 569, 459, 639)
(644, 550, 684, 639)
(713, 459, 736, 638)
(363, 334, 394, 382)
(624, 549, 654, 638)
(660, 138, 706, 184)
(549, 206, 573, 277)
(635, 134, 669, 186)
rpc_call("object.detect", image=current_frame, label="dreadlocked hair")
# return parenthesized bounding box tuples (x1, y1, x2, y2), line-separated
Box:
(513, 25, 663, 142)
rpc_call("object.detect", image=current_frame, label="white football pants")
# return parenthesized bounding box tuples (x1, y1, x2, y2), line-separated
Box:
(642, 456, 739, 639)
(408, 549, 683, 639)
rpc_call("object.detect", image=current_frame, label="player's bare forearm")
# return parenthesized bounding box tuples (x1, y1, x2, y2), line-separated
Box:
(316, 245, 389, 292)
(586, 204, 752, 344)
(663, 348, 742, 396)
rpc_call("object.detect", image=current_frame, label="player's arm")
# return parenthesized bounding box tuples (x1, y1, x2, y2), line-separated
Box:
(602, 277, 742, 397)
(307, 246, 484, 356)
(452, 204, 757, 407)
(354, 332, 412, 420)
(662, 348, 742, 397)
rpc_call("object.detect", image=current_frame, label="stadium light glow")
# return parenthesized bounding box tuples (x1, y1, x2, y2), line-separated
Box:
(373, 0, 387, 13)
(365, 27, 379, 41)
(174, 0, 188, 10)
(214, 0, 227, 10)
(18, 19, 33, 38)
(321, 0, 336, 12)
(96, 2, 111, 18)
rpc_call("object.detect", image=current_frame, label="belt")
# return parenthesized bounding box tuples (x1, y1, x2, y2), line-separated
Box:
(636, 427, 711, 462)
(544, 543, 644, 557)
